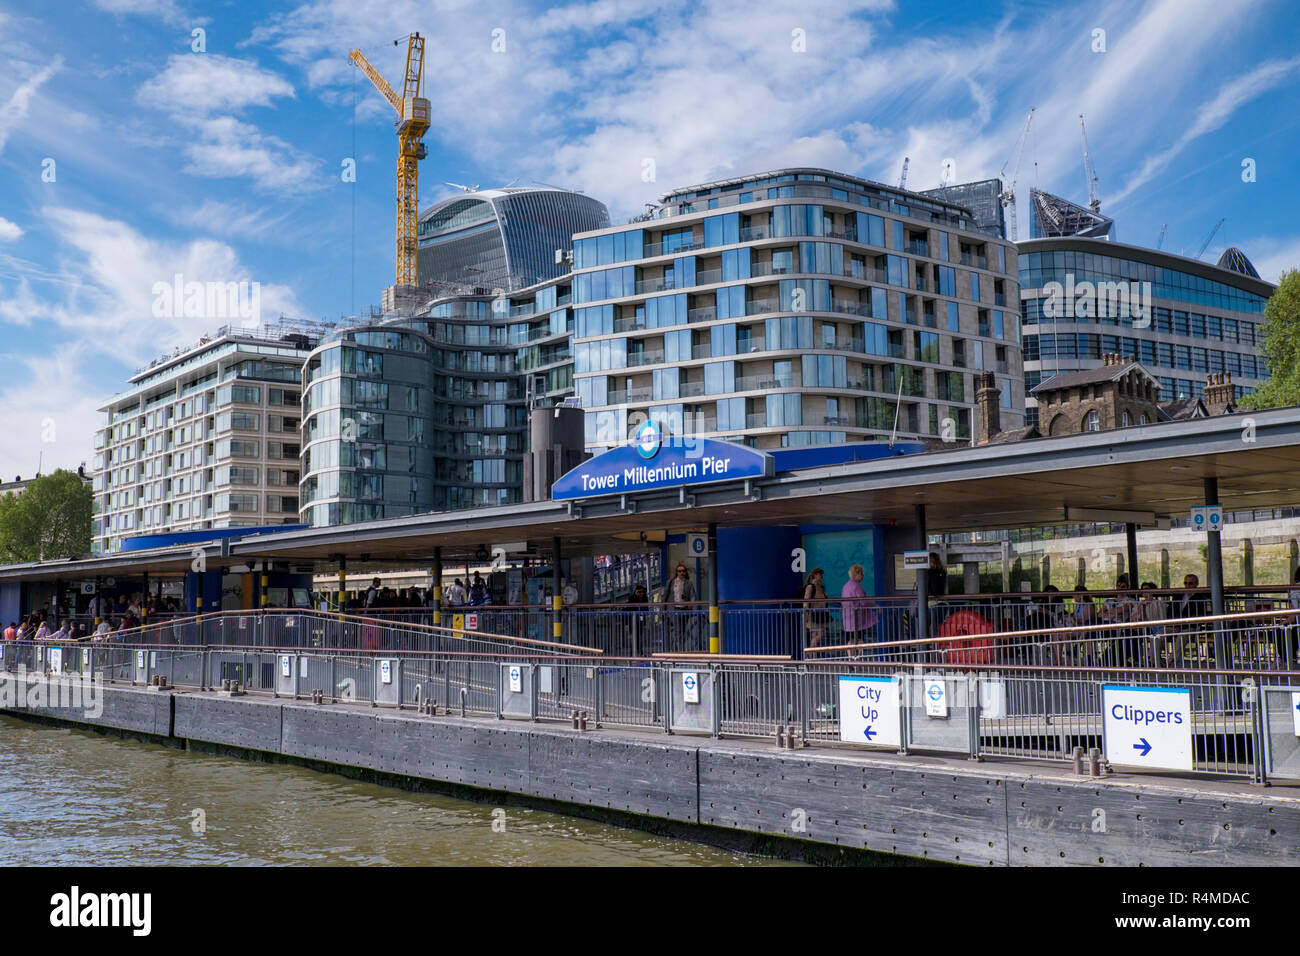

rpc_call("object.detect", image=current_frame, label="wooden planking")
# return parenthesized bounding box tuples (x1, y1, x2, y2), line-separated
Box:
(527, 727, 698, 822)
(697, 748, 1009, 866)
(173, 693, 283, 752)
(1009, 776, 1299, 867)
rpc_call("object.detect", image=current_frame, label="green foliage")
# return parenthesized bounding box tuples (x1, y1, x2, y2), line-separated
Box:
(1241, 269, 1300, 409)
(0, 470, 92, 564)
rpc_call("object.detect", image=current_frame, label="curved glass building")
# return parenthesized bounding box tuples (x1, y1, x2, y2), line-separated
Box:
(1019, 237, 1275, 425)
(299, 277, 575, 526)
(417, 187, 610, 293)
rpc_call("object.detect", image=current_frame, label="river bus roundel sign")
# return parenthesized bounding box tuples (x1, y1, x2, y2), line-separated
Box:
(552, 433, 773, 501)
(636, 421, 662, 460)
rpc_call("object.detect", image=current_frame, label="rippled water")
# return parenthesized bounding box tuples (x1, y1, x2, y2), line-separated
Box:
(0, 715, 793, 866)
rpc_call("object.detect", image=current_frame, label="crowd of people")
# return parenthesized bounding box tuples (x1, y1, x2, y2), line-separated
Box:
(1, 589, 187, 644)
(319, 573, 496, 613)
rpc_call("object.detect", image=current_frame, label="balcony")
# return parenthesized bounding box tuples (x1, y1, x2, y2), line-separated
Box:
(626, 349, 666, 368)
(823, 415, 850, 426)
(613, 316, 643, 333)
(680, 380, 706, 397)
(745, 412, 768, 428)
(960, 253, 988, 270)
(735, 373, 796, 391)
(994, 293, 1006, 306)
(690, 344, 712, 359)
(607, 387, 653, 404)
(694, 268, 722, 285)
(687, 306, 716, 323)
(641, 238, 704, 259)
(907, 240, 930, 257)
(738, 226, 769, 242)
(749, 261, 794, 278)
(635, 277, 673, 295)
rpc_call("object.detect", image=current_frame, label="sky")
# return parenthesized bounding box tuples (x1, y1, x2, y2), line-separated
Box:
(0, 0, 1298, 480)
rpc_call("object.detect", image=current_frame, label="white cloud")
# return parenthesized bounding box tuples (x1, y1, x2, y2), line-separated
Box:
(0, 342, 106, 480)
(0, 218, 22, 242)
(90, 0, 190, 27)
(0, 57, 62, 153)
(136, 54, 319, 193)
(0, 208, 304, 352)
(1109, 55, 1300, 205)
(167, 199, 293, 241)
(138, 54, 295, 114)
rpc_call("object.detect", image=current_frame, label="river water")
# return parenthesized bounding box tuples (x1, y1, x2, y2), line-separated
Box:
(0, 716, 792, 866)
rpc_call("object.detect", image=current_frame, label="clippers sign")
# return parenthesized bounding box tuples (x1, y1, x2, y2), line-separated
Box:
(552, 431, 773, 501)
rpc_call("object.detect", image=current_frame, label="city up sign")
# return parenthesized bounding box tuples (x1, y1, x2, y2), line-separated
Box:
(551, 422, 773, 501)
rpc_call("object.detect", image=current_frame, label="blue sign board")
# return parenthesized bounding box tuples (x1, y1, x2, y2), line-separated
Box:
(552, 427, 774, 501)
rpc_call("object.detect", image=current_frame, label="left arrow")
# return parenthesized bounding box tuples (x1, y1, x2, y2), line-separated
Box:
(863, 725, 876, 741)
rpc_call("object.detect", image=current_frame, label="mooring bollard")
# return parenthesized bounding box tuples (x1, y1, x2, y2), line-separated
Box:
(1088, 747, 1101, 777)
(1072, 745, 1085, 775)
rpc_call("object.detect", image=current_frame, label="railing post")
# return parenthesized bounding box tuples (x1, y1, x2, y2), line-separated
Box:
(330, 656, 337, 703)
(1251, 683, 1268, 786)
(968, 672, 981, 761)
(802, 666, 812, 743)
(710, 664, 721, 738)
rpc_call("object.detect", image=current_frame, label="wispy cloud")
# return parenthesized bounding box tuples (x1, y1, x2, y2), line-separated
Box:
(0, 218, 22, 242)
(89, 0, 193, 28)
(136, 54, 321, 193)
(1109, 55, 1300, 205)
(0, 57, 62, 153)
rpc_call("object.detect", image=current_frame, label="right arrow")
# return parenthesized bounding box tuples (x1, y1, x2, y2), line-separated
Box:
(1133, 737, 1152, 758)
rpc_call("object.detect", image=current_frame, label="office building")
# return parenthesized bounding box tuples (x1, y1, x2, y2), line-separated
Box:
(1019, 232, 1275, 426)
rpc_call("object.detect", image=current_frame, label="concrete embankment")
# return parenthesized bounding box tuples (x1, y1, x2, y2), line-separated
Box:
(3, 678, 1297, 866)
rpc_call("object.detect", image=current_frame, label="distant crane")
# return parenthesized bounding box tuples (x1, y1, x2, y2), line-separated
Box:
(1156, 223, 1167, 250)
(999, 108, 1034, 242)
(898, 156, 909, 190)
(443, 182, 480, 193)
(1195, 218, 1225, 259)
(1078, 114, 1100, 213)
(350, 34, 430, 289)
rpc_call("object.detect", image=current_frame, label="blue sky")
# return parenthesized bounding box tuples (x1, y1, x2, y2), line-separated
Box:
(0, 0, 1297, 479)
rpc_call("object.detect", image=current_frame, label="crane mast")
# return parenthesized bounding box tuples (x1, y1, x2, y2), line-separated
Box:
(351, 33, 430, 291)
(1079, 114, 1100, 213)
(1000, 108, 1034, 242)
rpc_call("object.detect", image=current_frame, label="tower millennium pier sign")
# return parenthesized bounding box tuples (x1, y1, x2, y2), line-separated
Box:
(552, 424, 773, 501)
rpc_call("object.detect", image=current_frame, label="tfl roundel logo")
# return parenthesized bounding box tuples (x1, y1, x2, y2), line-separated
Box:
(635, 421, 662, 460)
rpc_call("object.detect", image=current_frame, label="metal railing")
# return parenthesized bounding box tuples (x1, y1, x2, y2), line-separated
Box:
(8, 603, 1300, 783)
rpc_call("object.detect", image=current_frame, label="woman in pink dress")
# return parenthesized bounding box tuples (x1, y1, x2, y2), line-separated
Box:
(841, 564, 880, 661)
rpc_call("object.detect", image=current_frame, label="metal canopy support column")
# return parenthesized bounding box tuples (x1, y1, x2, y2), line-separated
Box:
(94, 576, 103, 627)
(431, 546, 443, 625)
(552, 537, 563, 642)
(259, 563, 269, 610)
(1204, 477, 1228, 675)
(52, 578, 62, 627)
(336, 556, 347, 620)
(707, 521, 720, 654)
(1125, 523, 1139, 585)
(141, 571, 150, 621)
(915, 504, 929, 643)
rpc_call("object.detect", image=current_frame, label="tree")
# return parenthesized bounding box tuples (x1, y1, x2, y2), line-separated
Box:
(1241, 269, 1300, 410)
(0, 469, 93, 564)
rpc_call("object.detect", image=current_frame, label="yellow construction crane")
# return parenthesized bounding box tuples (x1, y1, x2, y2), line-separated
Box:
(350, 34, 430, 289)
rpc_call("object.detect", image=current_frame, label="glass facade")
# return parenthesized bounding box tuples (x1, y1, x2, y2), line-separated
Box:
(300, 280, 573, 526)
(571, 168, 1020, 451)
(1019, 238, 1275, 423)
(418, 187, 609, 293)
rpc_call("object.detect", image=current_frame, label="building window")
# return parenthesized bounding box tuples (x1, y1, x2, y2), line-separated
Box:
(1085, 410, 1100, 432)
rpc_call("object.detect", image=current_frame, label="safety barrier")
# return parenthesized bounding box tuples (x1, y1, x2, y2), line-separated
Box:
(7, 605, 1300, 785)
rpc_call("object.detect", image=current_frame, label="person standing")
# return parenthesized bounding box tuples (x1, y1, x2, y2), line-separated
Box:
(445, 578, 467, 607)
(364, 577, 382, 611)
(662, 564, 697, 649)
(840, 564, 879, 660)
(802, 568, 829, 650)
